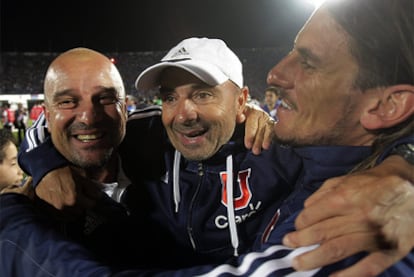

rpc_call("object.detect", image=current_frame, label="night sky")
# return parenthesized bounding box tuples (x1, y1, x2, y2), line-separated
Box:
(1, 0, 315, 53)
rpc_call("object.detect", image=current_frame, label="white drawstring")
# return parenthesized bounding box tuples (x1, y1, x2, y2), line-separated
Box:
(173, 150, 181, 213)
(172, 150, 239, 256)
(226, 155, 239, 256)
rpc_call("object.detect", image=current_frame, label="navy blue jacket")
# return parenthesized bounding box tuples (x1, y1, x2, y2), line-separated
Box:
(13, 106, 298, 269)
(6, 105, 414, 276)
(4, 141, 414, 276)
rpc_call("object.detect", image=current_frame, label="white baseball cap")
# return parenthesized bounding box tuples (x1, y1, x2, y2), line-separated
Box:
(135, 37, 243, 90)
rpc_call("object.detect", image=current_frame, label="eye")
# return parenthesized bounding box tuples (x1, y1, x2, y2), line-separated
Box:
(300, 59, 314, 70)
(161, 93, 176, 104)
(99, 94, 118, 105)
(56, 98, 77, 109)
(196, 91, 211, 98)
(193, 90, 214, 102)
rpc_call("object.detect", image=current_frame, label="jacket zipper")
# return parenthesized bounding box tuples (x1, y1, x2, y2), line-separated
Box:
(187, 162, 204, 250)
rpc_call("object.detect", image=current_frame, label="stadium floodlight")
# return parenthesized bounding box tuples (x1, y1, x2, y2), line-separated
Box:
(304, 0, 325, 8)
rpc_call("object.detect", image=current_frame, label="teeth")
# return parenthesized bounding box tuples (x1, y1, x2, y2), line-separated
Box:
(77, 134, 99, 141)
(280, 100, 292, 110)
(182, 129, 205, 137)
(189, 131, 204, 137)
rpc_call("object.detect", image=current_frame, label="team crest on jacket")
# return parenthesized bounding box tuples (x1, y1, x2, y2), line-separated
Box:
(219, 168, 252, 210)
(215, 168, 262, 229)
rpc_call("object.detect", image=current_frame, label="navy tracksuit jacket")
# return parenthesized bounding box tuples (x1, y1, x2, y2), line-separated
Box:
(2, 105, 413, 276)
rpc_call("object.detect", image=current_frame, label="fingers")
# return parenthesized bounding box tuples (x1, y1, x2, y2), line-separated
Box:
(35, 166, 100, 211)
(297, 173, 381, 229)
(244, 114, 260, 151)
(295, 188, 350, 229)
(243, 104, 275, 154)
(303, 176, 343, 207)
(288, 165, 414, 275)
(329, 252, 400, 277)
(288, 232, 379, 271)
(251, 124, 265, 155)
(35, 167, 78, 209)
(261, 118, 275, 150)
(245, 117, 275, 155)
(35, 179, 75, 210)
(285, 213, 369, 247)
(286, 214, 404, 273)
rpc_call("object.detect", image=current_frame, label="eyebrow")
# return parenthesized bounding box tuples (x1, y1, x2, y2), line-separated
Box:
(52, 86, 118, 100)
(296, 47, 322, 64)
(52, 89, 73, 102)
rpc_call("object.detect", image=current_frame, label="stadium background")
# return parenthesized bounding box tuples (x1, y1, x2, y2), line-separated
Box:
(0, 0, 316, 115)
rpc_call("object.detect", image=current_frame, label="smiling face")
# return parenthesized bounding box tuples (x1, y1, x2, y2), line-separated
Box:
(44, 49, 127, 170)
(160, 67, 247, 161)
(267, 8, 376, 147)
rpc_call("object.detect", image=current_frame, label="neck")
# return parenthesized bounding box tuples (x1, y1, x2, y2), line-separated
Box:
(84, 154, 119, 183)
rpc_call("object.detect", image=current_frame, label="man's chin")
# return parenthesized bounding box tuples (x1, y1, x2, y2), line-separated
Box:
(273, 135, 301, 148)
(70, 151, 111, 168)
(178, 148, 214, 161)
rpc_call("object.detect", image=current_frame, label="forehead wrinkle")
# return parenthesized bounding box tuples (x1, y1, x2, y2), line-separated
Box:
(52, 86, 118, 100)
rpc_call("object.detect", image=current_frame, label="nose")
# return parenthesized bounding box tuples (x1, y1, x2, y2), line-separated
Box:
(175, 99, 198, 124)
(267, 52, 295, 89)
(77, 101, 102, 125)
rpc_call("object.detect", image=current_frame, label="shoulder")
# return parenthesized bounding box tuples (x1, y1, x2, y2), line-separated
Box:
(120, 105, 167, 179)
(124, 105, 164, 139)
(127, 105, 162, 121)
(124, 105, 164, 142)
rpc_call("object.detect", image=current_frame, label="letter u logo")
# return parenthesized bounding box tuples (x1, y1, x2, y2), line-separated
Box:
(220, 169, 252, 210)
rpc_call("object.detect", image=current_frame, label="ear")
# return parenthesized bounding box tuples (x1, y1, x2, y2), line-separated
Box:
(121, 101, 128, 119)
(44, 107, 51, 131)
(236, 86, 249, 123)
(361, 84, 414, 130)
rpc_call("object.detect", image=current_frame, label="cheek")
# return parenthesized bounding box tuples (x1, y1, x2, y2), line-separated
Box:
(48, 111, 67, 126)
(0, 167, 5, 178)
(297, 81, 333, 113)
(217, 116, 236, 141)
(0, 168, 13, 182)
(46, 112, 70, 138)
(107, 106, 126, 122)
(13, 165, 21, 175)
(161, 110, 173, 126)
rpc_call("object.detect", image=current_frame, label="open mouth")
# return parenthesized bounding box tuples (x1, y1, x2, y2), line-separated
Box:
(279, 98, 292, 110)
(175, 127, 209, 146)
(181, 128, 207, 139)
(274, 98, 293, 124)
(75, 133, 104, 142)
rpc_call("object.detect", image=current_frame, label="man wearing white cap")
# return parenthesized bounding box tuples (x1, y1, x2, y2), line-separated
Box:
(119, 37, 296, 264)
(12, 37, 290, 269)
(6, 28, 414, 277)
(114, 37, 297, 265)
(136, 37, 244, 90)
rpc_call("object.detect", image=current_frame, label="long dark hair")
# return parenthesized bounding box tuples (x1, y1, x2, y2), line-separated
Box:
(324, 0, 414, 170)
